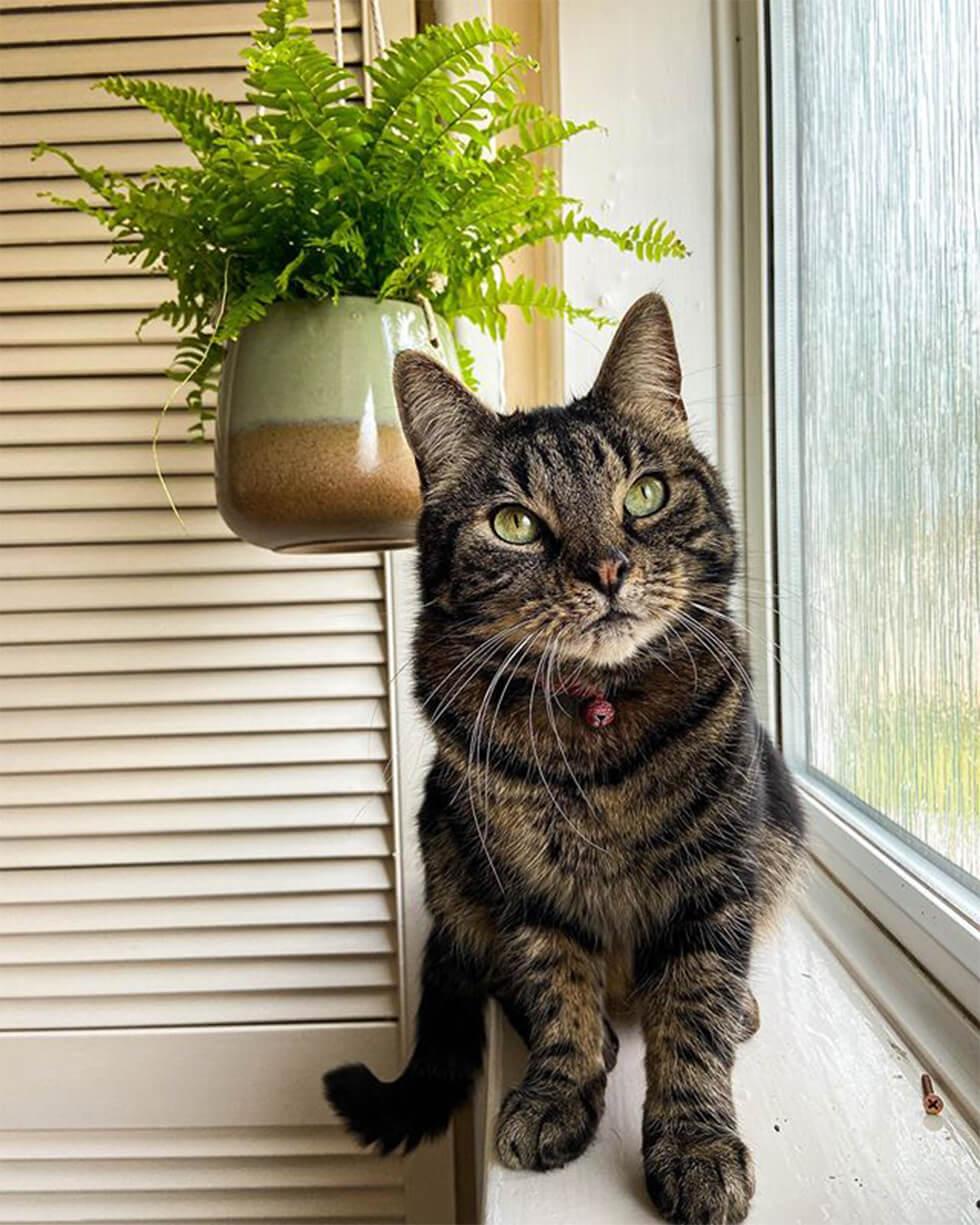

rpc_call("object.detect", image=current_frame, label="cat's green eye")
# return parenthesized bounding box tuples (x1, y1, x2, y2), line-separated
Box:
(491, 505, 542, 545)
(624, 474, 667, 518)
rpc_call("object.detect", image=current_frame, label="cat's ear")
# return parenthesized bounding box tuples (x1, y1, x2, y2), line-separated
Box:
(591, 293, 685, 426)
(393, 350, 498, 489)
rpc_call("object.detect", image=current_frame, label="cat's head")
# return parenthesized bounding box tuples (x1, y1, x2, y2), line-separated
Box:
(394, 293, 735, 672)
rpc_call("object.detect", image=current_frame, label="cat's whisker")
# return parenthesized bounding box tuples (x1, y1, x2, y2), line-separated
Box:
(424, 619, 534, 726)
(457, 629, 548, 894)
(527, 638, 608, 855)
(543, 633, 607, 833)
(666, 608, 769, 800)
(481, 633, 540, 817)
(465, 630, 537, 817)
(683, 598, 808, 707)
(668, 606, 756, 698)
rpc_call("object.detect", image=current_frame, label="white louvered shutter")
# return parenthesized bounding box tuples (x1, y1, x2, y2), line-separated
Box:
(0, 3, 445, 1222)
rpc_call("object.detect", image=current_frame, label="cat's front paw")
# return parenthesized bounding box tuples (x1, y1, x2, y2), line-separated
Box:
(643, 1126, 755, 1224)
(495, 1076, 603, 1172)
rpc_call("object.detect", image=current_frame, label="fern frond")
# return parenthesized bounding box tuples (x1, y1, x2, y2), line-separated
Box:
(363, 19, 519, 164)
(454, 341, 478, 392)
(32, 143, 128, 208)
(451, 271, 612, 341)
(216, 271, 281, 341)
(489, 105, 599, 153)
(98, 77, 244, 153)
(250, 0, 310, 49)
(244, 26, 360, 128)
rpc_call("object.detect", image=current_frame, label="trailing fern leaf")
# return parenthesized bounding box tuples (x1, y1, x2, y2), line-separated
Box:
(36, 0, 686, 419)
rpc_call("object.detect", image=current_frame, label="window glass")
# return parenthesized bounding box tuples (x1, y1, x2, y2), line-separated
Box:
(788, 0, 978, 880)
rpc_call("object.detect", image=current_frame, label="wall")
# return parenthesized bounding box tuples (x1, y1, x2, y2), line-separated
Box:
(557, 0, 721, 458)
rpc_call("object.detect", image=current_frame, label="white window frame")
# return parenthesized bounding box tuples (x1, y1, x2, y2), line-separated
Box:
(741, 0, 979, 1020)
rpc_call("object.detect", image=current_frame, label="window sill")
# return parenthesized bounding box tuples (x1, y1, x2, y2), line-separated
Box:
(482, 875, 980, 1224)
(799, 777, 979, 1020)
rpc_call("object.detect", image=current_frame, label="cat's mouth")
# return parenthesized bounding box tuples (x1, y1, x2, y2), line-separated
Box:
(555, 605, 651, 667)
(590, 606, 635, 627)
(559, 601, 675, 667)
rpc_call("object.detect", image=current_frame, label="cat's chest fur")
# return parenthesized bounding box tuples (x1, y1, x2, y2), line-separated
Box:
(480, 769, 699, 936)
(419, 626, 753, 947)
(448, 682, 744, 935)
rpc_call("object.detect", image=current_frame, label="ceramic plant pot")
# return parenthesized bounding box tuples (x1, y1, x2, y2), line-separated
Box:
(215, 296, 458, 553)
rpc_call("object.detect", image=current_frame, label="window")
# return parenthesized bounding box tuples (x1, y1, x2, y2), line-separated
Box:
(767, 0, 978, 1002)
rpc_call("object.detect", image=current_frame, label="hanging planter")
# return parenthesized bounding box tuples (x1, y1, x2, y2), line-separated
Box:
(216, 297, 457, 552)
(35, 2, 687, 554)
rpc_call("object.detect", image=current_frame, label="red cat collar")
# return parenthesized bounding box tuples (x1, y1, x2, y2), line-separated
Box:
(551, 680, 615, 729)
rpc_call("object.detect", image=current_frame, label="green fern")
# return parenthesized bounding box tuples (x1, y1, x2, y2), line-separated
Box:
(35, 0, 686, 420)
(98, 77, 245, 154)
(452, 272, 613, 341)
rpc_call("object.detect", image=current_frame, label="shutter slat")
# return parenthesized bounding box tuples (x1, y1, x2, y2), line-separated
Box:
(3, 144, 191, 181)
(0, 955, 395, 998)
(0, 1154, 400, 1192)
(0, 665, 386, 708)
(0, 1, 360, 45)
(1, 507, 236, 543)
(0, 729, 389, 775)
(0, 988, 398, 1029)
(0, 542, 381, 578)
(0, 412, 207, 445)
(3, 375, 198, 410)
(0, 826, 392, 868)
(0, 794, 390, 836)
(0, 444, 213, 480)
(1, 858, 392, 903)
(0, 313, 176, 344)
(0, 924, 395, 965)
(0, 211, 119, 246)
(0, 601, 385, 641)
(0, 68, 365, 118)
(1, 114, 178, 154)
(0, 1176, 401, 1215)
(0, 277, 167, 309)
(0, 72, 249, 117)
(0, 1127, 366, 1160)
(0, 891, 395, 935)
(2, 761, 389, 806)
(1, 33, 364, 80)
(0, 345, 176, 377)
(0, 698, 387, 742)
(0, 476, 216, 513)
(0, 570, 382, 611)
(0, 94, 350, 146)
(0, 632, 384, 675)
(0, 178, 107, 212)
(0, 1127, 364, 1160)
(0, 730, 389, 775)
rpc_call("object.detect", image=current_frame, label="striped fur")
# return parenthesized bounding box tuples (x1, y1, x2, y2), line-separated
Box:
(325, 294, 804, 1224)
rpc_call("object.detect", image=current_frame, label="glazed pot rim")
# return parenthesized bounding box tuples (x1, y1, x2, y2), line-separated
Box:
(263, 294, 443, 314)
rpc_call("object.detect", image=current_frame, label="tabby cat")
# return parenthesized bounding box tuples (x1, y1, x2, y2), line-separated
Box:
(325, 293, 804, 1223)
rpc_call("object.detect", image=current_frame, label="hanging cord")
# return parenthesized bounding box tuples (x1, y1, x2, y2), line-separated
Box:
(153, 257, 231, 531)
(332, 0, 344, 66)
(359, 1, 439, 347)
(335, 0, 385, 65)
(368, 0, 386, 54)
(418, 292, 441, 348)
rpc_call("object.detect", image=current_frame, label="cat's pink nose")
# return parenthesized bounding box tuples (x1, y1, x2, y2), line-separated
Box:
(592, 550, 630, 597)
